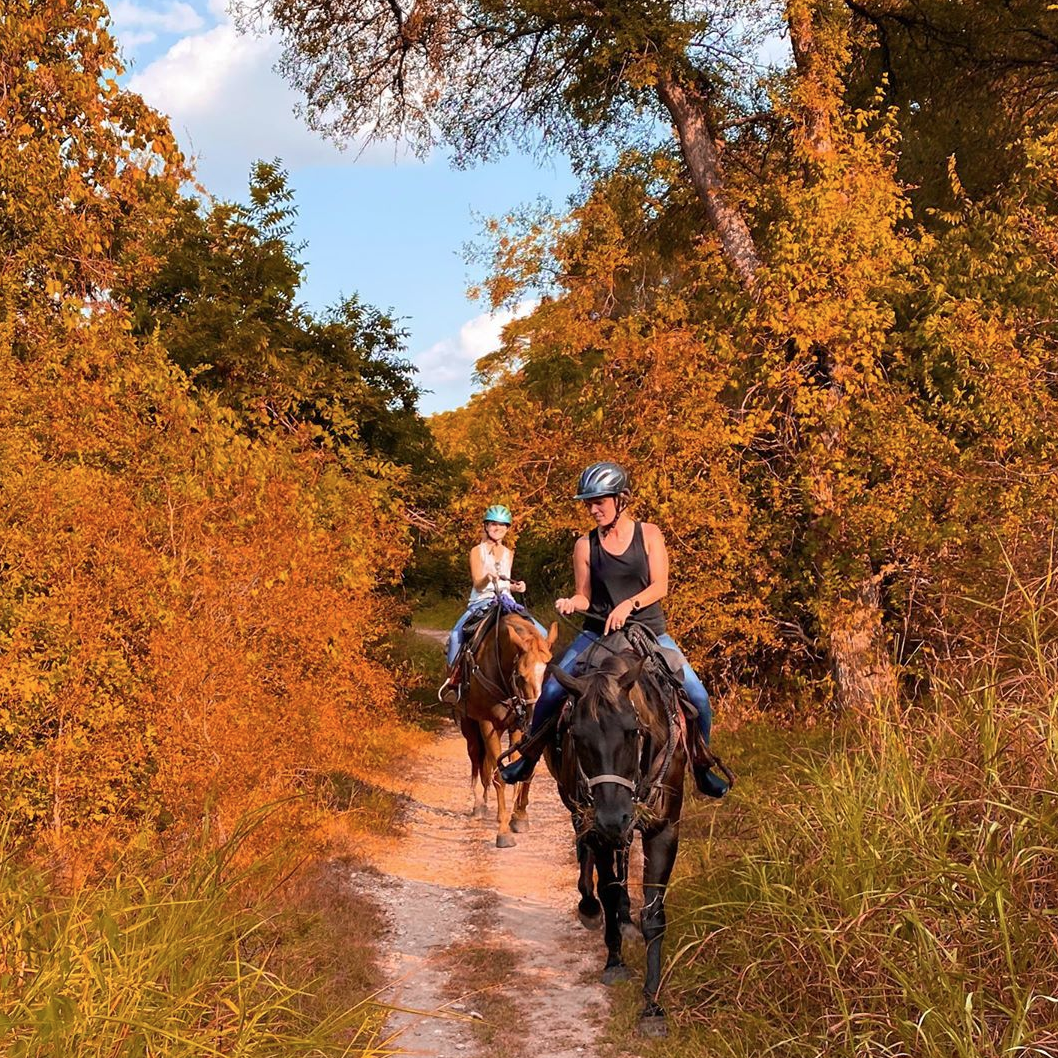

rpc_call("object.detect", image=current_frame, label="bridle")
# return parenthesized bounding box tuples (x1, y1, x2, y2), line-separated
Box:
(565, 660, 684, 823)
(569, 688, 646, 807)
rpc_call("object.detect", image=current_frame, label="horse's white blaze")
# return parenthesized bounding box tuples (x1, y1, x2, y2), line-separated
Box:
(528, 661, 547, 702)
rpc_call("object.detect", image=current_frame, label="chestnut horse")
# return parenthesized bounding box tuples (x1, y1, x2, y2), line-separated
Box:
(458, 608, 558, 847)
(544, 644, 689, 1038)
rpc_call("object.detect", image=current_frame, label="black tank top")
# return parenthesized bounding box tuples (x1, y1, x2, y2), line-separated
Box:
(584, 521, 666, 636)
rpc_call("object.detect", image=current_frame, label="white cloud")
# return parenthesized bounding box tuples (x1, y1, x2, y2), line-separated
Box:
(127, 13, 410, 193)
(414, 300, 539, 391)
(119, 29, 160, 49)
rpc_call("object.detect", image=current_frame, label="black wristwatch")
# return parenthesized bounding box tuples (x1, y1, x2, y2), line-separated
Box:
(631, 597, 641, 612)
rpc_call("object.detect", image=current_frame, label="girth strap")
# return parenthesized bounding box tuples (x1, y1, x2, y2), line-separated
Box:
(586, 773, 637, 792)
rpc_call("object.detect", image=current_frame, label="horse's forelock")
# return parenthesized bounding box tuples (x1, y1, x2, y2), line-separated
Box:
(505, 616, 549, 656)
(578, 671, 629, 722)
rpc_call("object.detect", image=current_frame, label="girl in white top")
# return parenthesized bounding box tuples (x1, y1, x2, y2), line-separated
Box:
(439, 505, 544, 703)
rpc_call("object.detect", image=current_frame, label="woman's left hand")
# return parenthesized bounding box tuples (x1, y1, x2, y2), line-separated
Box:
(604, 599, 636, 634)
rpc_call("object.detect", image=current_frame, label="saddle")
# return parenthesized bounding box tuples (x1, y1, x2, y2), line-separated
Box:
(551, 626, 734, 802)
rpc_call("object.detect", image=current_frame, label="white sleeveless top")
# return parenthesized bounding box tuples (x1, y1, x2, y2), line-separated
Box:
(468, 543, 513, 604)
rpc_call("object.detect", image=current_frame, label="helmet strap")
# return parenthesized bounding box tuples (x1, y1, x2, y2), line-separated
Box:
(599, 494, 626, 537)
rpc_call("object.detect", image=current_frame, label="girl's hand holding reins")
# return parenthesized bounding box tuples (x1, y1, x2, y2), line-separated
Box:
(604, 598, 635, 634)
(511, 580, 526, 593)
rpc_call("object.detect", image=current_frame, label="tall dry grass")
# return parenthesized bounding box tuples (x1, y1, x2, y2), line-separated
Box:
(0, 820, 393, 1057)
(662, 574, 1058, 1057)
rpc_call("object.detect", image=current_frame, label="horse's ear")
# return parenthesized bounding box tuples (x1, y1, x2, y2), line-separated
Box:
(507, 626, 530, 652)
(617, 657, 645, 693)
(548, 663, 587, 698)
(546, 621, 559, 648)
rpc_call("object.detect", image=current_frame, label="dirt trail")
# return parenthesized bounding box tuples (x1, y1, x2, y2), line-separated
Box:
(349, 646, 627, 1058)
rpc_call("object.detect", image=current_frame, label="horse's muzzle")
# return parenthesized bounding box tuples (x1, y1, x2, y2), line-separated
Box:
(593, 803, 633, 844)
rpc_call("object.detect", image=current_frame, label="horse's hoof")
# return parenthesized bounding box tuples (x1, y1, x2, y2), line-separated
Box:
(638, 1015, 668, 1039)
(577, 907, 603, 930)
(620, 919, 641, 944)
(496, 833, 517, 848)
(510, 815, 530, 833)
(471, 804, 488, 820)
(601, 964, 633, 986)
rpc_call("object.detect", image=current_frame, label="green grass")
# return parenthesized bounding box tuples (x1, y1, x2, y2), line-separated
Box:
(410, 595, 466, 633)
(0, 822, 394, 1058)
(638, 672, 1058, 1058)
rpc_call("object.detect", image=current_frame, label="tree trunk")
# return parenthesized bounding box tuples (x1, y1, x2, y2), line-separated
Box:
(787, 0, 898, 710)
(655, 72, 763, 297)
(828, 567, 898, 711)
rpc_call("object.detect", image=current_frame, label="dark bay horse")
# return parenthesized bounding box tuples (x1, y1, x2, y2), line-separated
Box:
(459, 608, 558, 847)
(545, 645, 689, 1038)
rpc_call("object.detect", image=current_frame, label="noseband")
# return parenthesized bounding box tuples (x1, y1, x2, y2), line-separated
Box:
(584, 772, 638, 793)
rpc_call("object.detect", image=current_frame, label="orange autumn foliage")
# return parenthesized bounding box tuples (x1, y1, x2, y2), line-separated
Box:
(0, 323, 411, 852)
(437, 117, 1058, 716)
(0, 0, 414, 857)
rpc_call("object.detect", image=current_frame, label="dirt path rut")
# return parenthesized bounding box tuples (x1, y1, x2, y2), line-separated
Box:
(350, 703, 623, 1058)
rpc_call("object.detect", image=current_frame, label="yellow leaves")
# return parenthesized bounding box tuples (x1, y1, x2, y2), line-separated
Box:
(4, 0, 187, 340)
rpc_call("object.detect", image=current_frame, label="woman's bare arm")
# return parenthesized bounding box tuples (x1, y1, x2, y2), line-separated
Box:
(556, 536, 591, 615)
(469, 546, 493, 592)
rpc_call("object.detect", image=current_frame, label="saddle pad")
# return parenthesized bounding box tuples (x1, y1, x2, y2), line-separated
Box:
(574, 629, 685, 682)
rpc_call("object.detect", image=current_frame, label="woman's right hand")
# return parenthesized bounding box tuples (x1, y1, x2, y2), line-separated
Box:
(555, 597, 578, 616)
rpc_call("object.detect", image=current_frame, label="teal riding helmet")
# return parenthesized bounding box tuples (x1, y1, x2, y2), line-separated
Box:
(483, 504, 513, 525)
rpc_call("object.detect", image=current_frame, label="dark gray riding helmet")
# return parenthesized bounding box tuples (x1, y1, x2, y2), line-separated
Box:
(574, 461, 630, 501)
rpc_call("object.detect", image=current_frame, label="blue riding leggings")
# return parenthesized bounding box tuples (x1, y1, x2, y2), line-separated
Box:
(529, 630, 712, 744)
(447, 602, 548, 667)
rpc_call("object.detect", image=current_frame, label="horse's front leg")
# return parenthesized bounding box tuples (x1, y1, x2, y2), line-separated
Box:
(483, 722, 516, 848)
(615, 841, 638, 944)
(638, 825, 679, 1037)
(575, 830, 601, 929)
(509, 728, 531, 833)
(594, 841, 633, 985)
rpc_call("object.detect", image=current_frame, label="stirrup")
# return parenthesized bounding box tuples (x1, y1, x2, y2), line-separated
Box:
(438, 671, 460, 705)
(691, 743, 735, 799)
(497, 714, 555, 770)
(692, 764, 729, 799)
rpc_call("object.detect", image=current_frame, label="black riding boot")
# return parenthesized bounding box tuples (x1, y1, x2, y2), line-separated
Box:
(499, 753, 537, 785)
(692, 763, 730, 798)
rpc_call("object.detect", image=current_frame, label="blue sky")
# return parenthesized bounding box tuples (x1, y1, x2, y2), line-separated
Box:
(113, 0, 788, 414)
(112, 0, 579, 414)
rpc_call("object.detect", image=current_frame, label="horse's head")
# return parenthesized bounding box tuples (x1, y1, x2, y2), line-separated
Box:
(550, 653, 645, 844)
(507, 620, 559, 706)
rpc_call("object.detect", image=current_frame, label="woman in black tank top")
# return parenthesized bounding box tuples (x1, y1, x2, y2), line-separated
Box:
(499, 461, 729, 798)
(584, 521, 666, 636)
